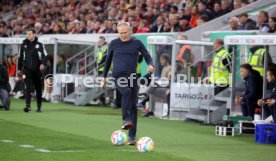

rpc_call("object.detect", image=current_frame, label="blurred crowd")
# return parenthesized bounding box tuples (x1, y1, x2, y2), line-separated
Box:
(0, 0, 262, 37)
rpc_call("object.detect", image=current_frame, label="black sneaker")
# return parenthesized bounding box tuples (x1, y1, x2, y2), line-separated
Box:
(24, 107, 31, 112)
(142, 112, 154, 118)
(112, 105, 121, 109)
(36, 106, 42, 112)
(3, 106, 9, 111)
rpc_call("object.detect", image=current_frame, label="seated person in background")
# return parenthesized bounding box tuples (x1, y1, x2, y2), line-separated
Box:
(56, 54, 66, 73)
(8, 55, 16, 77)
(160, 54, 171, 80)
(0, 63, 11, 111)
(42, 55, 54, 101)
(235, 64, 263, 119)
(12, 72, 25, 99)
(257, 11, 269, 33)
(140, 53, 171, 117)
(258, 67, 276, 123)
(7, 55, 17, 93)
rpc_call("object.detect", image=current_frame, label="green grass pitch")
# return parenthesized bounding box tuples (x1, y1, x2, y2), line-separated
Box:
(0, 99, 275, 161)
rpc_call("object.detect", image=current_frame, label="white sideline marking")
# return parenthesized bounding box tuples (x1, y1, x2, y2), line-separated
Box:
(2, 140, 84, 153)
(1, 140, 14, 143)
(51, 150, 85, 153)
(35, 149, 85, 153)
(35, 149, 51, 153)
(117, 149, 137, 152)
(20, 145, 34, 148)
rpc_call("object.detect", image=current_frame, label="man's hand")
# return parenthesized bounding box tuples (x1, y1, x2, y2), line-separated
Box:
(235, 96, 242, 105)
(18, 70, 23, 75)
(257, 99, 265, 106)
(147, 65, 154, 74)
(168, 72, 171, 80)
(40, 64, 45, 71)
(267, 99, 276, 107)
(183, 63, 188, 69)
(100, 78, 106, 88)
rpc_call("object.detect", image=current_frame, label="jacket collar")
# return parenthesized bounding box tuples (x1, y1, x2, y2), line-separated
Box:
(24, 37, 38, 44)
(215, 47, 224, 53)
(250, 46, 263, 54)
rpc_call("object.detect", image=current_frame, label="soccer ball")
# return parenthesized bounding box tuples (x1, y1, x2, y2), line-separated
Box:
(137, 137, 154, 152)
(111, 130, 128, 145)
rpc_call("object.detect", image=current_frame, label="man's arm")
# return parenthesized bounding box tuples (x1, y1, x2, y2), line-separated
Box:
(41, 43, 48, 65)
(0, 66, 9, 85)
(138, 54, 143, 63)
(264, 51, 273, 65)
(102, 43, 113, 78)
(99, 54, 107, 65)
(18, 45, 24, 70)
(138, 40, 154, 73)
(138, 40, 153, 66)
(242, 77, 257, 101)
(222, 54, 232, 72)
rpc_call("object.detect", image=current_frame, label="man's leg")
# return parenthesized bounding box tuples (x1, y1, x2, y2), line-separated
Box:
(270, 105, 276, 123)
(128, 80, 138, 143)
(241, 100, 249, 117)
(140, 96, 149, 106)
(24, 75, 33, 112)
(263, 104, 272, 119)
(115, 88, 121, 108)
(115, 77, 132, 128)
(0, 89, 9, 110)
(34, 72, 42, 112)
(166, 90, 170, 116)
(245, 98, 257, 119)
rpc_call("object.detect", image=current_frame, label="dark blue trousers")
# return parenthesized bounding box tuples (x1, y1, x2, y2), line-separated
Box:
(114, 73, 138, 140)
(241, 98, 258, 119)
(263, 104, 276, 123)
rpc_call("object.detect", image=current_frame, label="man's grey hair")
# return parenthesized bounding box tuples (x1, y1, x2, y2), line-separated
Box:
(229, 16, 240, 24)
(117, 21, 132, 31)
(177, 34, 188, 40)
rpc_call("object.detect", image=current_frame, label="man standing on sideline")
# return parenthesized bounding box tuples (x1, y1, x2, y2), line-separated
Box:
(209, 39, 232, 95)
(101, 22, 154, 145)
(97, 36, 108, 76)
(248, 45, 272, 77)
(97, 36, 109, 105)
(18, 28, 48, 112)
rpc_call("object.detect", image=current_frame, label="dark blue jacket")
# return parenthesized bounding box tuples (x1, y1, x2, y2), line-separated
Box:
(103, 38, 153, 78)
(267, 81, 276, 100)
(0, 64, 10, 92)
(242, 69, 263, 101)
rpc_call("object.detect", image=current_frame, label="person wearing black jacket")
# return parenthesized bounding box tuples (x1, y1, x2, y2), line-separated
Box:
(237, 13, 256, 30)
(236, 64, 263, 118)
(258, 67, 276, 123)
(18, 28, 48, 112)
(0, 64, 10, 111)
(150, 16, 165, 33)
